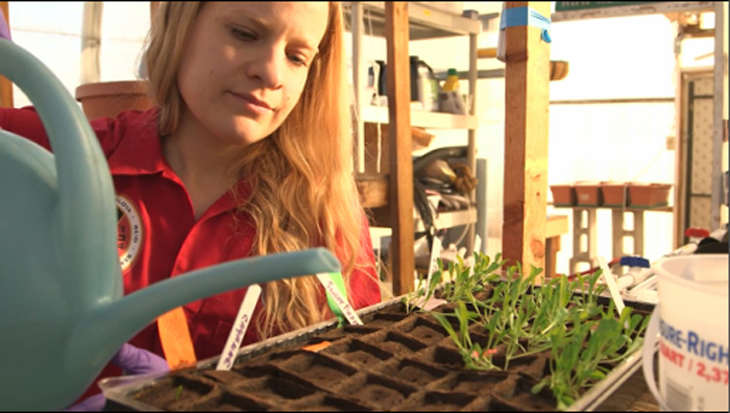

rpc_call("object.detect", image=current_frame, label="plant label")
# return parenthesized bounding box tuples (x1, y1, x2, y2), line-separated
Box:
(316, 272, 363, 326)
(427, 236, 443, 285)
(216, 284, 262, 371)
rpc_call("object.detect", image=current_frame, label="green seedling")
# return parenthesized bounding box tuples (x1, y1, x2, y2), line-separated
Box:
(400, 251, 648, 411)
(533, 302, 650, 410)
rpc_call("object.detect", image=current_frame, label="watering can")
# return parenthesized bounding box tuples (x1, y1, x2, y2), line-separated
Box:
(0, 40, 341, 411)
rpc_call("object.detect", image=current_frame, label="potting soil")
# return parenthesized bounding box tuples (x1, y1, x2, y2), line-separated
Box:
(113, 289, 652, 411)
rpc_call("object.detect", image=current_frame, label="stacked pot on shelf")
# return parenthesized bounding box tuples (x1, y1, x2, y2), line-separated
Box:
(550, 181, 672, 209)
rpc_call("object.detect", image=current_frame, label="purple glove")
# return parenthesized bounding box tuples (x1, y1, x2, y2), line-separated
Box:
(0, 8, 11, 41)
(65, 343, 169, 411)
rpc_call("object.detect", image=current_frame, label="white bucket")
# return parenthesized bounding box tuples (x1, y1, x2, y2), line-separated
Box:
(642, 254, 729, 411)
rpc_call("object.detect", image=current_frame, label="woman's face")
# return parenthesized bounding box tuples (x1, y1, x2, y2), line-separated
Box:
(177, 2, 329, 147)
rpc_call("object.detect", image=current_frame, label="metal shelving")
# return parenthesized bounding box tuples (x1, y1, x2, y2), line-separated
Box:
(348, 2, 483, 282)
(359, 105, 478, 130)
(343, 1, 481, 40)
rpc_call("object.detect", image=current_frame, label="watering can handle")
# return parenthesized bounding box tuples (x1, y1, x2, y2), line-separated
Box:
(0, 39, 115, 217)
(642, 307, 670, 411)
(0, 40, 118, 293)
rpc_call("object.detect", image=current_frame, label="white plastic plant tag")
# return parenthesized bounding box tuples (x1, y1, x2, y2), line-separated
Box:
(216, 284, 262, 371)
(597, 256, 628, 327)
(411, 295, 448, 311)
(467, 235, 482, 278)
(427, 236, 443, 285)
(316, 273, 363, 325)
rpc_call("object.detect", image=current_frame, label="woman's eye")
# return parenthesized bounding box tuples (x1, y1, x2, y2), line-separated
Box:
(232, 28, 255, 41)
(288, 54, 307, 67)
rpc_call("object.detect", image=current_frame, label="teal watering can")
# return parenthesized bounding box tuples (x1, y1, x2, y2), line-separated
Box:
(0, 40, 341, 411)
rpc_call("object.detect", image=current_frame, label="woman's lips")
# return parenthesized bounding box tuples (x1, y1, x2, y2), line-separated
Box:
(229, 92, 273, 112)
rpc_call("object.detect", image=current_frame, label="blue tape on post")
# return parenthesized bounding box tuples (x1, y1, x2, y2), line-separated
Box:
(500, 6, 552, 43)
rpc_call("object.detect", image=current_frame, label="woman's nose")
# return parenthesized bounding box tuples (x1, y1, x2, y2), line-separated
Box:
(246, 46, 285, 90)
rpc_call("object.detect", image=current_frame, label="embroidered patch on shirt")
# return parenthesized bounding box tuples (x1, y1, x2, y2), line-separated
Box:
(116, 195, 143, 272)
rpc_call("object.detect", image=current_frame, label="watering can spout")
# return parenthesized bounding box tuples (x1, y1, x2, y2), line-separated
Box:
(66, 248, 341, 385)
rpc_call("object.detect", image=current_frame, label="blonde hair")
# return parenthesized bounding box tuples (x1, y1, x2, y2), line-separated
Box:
(144, 2, 374, 339)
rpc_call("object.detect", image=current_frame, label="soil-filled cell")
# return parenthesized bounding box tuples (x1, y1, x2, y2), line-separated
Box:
(284, 393, 373, 412)
(376, 358, 450, 387)
(340, 373, 418, 410)
(401, 317, 449, 345)
(493, 354, 539, 372)
(492, 375, 557, 411)
(187, 390, 271, 411)
(368, 311, 411, 327)
(481, 396, 524, 412)
(518, 353, 550, 382)
(321, 338, 393, 368)
(315, 324, 383, 341)
(201, 368, 264, 384)
(361, 330, 427, 357)
(232, 376, 317, 403)
(488, 344, 540, 372)
(226, 348, 285, 370)
(372, 302, 410, 317)
(276, 351, 358, 391)
(432, 370, 510, 394)
(133, 372, 217, 410)
(393, 390, 479, 411)
(417, 345, 466, 368)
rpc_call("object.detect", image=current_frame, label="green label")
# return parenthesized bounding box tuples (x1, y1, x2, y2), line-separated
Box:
(555, 2, 665, 12)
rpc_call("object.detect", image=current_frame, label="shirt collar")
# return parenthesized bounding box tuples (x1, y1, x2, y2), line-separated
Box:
(105, 107, 168, 176)
(104, 108, 252, 216)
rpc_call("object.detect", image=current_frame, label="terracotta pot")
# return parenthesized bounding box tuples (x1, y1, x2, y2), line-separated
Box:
(628, 183, 672, 208)
(600, 181, 629, 207)
(550, 184, 576, 206)
(574, 181, 602, 206)
(75, 80, 154, 121)
(550, 60, 569, 81)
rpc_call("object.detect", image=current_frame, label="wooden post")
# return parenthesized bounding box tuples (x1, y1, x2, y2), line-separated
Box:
(0, 1, 13, 108)
(385, 2, 415, 296)
(712, 1, 729, 228)
(80, 2, 103, 85)
(501, 2, 551, 279)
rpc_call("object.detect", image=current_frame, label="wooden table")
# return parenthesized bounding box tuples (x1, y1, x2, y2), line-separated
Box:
(554, 205, 673, 274)
(545, 214, 570, 278)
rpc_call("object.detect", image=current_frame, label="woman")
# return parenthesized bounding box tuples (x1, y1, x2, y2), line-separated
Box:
(1, 2, 382, 408)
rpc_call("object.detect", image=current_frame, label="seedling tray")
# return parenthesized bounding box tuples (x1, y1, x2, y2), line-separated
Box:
(101, 285, 654, 412)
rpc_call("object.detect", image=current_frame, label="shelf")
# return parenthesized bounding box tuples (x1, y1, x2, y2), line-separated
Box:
(360, 105, 478, 130)
(427, 208, 478, 231)
(343, 1, 481, 40)
(350, 2, 482, 295)
(369, 206, 477, 232)
(551, 204, 674, 213)
(369, 208, 478, 243)
(434, 69, 505, 81)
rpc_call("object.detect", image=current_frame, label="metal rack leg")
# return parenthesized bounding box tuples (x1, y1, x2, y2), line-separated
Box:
(611, 209, 645, 260)
(569, 208, 597, 273)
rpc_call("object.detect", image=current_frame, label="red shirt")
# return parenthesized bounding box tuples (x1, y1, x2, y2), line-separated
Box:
(0, 107, 382, 401)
